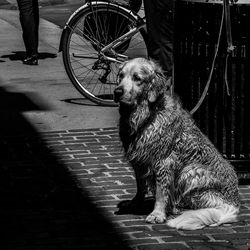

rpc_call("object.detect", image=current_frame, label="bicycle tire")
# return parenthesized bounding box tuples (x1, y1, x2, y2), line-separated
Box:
(61, 1, 148, 106)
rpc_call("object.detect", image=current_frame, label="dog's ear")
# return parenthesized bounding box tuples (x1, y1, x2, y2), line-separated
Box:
(148, 70, 167, 103)
(117, 61, 127, 83)
(148, 79, 158, 103)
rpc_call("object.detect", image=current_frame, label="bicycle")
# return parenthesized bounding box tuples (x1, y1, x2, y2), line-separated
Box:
(59, 0, 148, 106)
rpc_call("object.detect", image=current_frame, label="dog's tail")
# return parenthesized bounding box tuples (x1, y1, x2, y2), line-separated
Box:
(167, 204, 239, 230)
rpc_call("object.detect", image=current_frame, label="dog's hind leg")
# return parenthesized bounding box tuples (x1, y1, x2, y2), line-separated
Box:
(167, 191, 239, 230)
(177, 163, 239, 207)
(166, 164, 239, 230)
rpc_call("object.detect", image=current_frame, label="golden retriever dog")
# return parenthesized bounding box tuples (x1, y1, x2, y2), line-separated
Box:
(114, 58, 240, 230)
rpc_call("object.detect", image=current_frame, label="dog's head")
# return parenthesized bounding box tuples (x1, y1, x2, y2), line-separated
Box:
(114, 58, 170, 107)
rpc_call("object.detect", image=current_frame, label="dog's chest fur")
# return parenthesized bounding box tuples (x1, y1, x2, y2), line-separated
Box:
(119, 97, 183, 165)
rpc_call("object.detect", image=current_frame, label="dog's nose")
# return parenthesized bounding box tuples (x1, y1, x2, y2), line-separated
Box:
(114, 87, 124, 102)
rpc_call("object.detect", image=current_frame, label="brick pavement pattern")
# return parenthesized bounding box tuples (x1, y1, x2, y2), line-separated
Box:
(1, 127, 250, 250)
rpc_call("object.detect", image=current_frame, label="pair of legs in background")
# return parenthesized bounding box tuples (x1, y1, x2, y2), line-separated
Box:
(17, 0, 39, 65)
(143, 0, 174, 78)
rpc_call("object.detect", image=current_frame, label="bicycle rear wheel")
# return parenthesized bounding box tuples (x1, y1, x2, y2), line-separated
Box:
(61, 2, 147, 106)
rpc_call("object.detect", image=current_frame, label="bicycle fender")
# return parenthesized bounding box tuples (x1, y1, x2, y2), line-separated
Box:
(65, 1, 138, 25)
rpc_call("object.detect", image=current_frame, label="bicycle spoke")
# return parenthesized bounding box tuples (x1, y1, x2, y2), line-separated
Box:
(103, 8, 111, 45)
(70, 57, 98, 77)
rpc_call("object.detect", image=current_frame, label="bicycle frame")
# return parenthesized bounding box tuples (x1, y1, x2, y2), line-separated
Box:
(100, 16, 146, 63)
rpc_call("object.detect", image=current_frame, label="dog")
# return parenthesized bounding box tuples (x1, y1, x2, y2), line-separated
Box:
(114, 58, 240, 230)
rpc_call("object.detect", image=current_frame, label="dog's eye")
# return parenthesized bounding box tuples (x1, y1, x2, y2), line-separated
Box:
(133, 73, 141, 82)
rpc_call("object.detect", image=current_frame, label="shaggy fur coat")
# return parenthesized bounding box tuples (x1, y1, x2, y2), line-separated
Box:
(115, 58, 240, 230)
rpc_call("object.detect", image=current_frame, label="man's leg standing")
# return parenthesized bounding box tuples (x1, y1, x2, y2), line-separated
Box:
(17, 0, 39, 57)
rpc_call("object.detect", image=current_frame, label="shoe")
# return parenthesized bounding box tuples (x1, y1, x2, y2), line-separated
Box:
(23, 55, 38, 65)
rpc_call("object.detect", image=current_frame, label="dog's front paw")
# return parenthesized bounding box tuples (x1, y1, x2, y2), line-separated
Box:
(146, 211, 166, 224)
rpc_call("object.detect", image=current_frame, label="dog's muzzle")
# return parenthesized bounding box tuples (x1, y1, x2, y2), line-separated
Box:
(114, 87, 124, 103)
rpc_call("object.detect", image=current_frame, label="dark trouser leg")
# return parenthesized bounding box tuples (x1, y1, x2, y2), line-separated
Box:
(17, 0, 39, 56)
(33, 0, 39, 51)
(143, 0, 173, 77)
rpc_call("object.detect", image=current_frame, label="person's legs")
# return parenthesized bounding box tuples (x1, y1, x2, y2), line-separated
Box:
(144, 0, 173, 77)
(17, 0, 39, 57)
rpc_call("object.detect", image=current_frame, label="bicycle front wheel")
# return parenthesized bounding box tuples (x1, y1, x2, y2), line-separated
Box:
(61, 2, 147, 106)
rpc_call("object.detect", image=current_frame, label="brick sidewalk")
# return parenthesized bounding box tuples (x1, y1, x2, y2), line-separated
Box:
(1, 127, 250, 250)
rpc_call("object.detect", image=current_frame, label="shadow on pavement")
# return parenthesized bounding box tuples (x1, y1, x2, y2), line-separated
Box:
(1, 51, 57, 61)
(116, 197, 155, 216)
(0, 83, 129, 249)
(62, 98, 99, 107)
(62, 97, 118, 107)
(0, 87, 51, 113)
